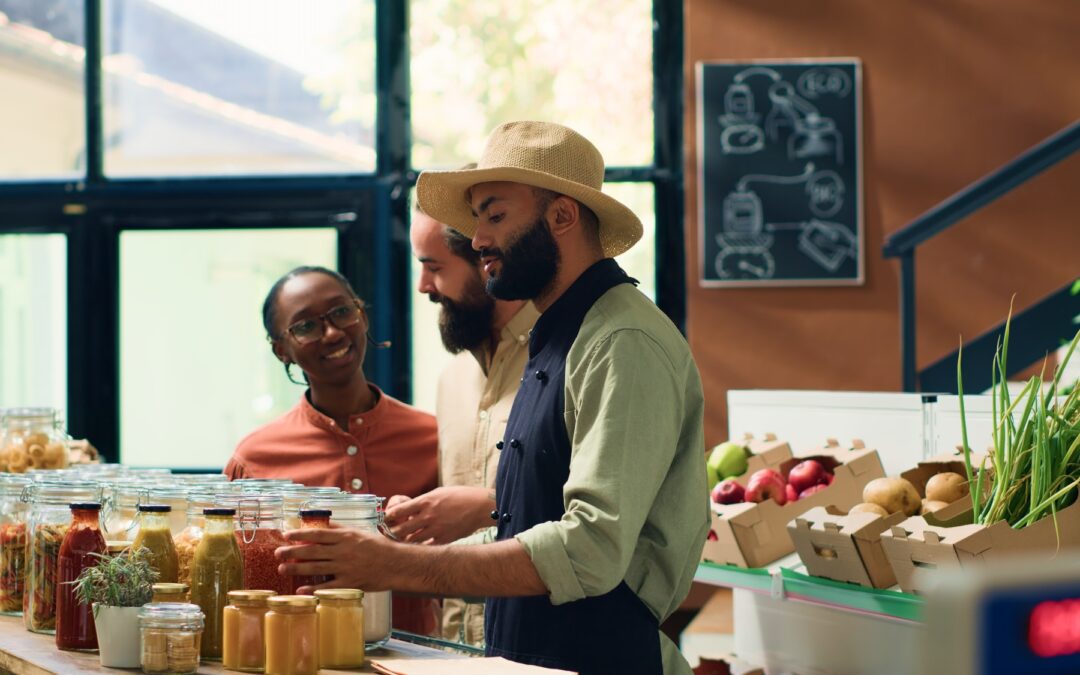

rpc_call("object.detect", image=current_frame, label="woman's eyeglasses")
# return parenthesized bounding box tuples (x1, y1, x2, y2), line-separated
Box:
(277, 301, 365, 345)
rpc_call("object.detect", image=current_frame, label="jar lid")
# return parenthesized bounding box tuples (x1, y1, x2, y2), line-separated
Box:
(299, 509, 332, 518)
(267, 595, 318, 608)
(153, 583, 190, 594)
(228, 590, 276, 606)
(314, 589, 363, 601)
(138, 504, 171, 512)
(69, 502, 102, 511)
(204, 507, 236, 516)
(138, 602, 205, 626)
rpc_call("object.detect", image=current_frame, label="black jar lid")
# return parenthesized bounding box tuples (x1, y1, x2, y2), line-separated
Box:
(69, 502, 102, 511)
(203, 507, 236, 517)
(138, 504, 172, 513)
(299, 509, 332, 518)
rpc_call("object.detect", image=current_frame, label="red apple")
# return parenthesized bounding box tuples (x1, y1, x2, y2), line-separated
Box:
(788, 460, 831, 493)
(785, 484, 799, 503)
(711, 479, 745, 505)
(745, 469, 787, 505)
(799, 484, 829, 500)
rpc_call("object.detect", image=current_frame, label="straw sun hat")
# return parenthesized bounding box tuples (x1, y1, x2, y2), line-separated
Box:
(415, 121, 643, 258)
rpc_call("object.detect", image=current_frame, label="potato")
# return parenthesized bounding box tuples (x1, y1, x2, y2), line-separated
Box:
(925, 472, 968, 504)
(849, 502, 889, 518)
(920, 499, 950, 515)
(863, 477, 921, 516)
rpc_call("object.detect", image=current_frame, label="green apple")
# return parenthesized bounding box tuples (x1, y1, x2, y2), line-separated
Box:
(706, 462, 721, 491)
(708, 441, 750, 479)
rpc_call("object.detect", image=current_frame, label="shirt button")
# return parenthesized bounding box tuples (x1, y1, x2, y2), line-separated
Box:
(346, 445, 358, 456)
(479, 410, 489, 420)
(517, 335, 527, 343)
(351, 478, 363, 490)
(355, 418, 364, 426)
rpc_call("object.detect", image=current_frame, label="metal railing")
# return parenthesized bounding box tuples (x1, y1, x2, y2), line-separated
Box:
(883, 120, 1080, 391)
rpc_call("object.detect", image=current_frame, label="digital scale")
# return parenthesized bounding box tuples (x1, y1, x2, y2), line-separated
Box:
(923, 553, 1080, 674)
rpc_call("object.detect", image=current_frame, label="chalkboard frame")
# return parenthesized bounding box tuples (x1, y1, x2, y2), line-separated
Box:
(696, 58, 864, 288)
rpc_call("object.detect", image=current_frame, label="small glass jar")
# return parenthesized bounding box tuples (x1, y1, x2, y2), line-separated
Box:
(138, 602, 204, 675)
(315, 589, 365, 669)
(306, 495, 391, 649)
(152, 583, 190, 604)
(222, 590, 275, 673)
(23, 481, 101, 633)
(133, 505, 179, 583)
(102, 484, 150, 541)
(291, 509, 333, 592)
(0, 408, 70, 473)
(190, 508, 244, 660)
(173, 493, 216, 587)
(0, 475, 32, 614)
(264, 595, 318, 675)
(216, 496, 292, 595)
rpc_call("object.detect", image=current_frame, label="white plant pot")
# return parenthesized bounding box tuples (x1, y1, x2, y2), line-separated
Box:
(93, 604, 142, 668)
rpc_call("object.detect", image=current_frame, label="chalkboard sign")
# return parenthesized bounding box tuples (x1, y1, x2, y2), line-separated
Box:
(696, 59, 863, 287)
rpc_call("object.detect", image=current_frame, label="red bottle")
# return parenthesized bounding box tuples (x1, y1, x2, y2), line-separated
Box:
(291, 509, 334, 593)
(56, 503, 106, 651)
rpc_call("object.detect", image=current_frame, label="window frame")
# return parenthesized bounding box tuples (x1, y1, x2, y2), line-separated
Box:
(0, 0, 684, 464)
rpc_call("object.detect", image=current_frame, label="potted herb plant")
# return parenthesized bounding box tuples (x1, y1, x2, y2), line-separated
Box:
(71, 546, 158, 668)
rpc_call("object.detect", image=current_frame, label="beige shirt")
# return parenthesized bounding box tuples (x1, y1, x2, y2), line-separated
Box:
(435, 302, 540, 645)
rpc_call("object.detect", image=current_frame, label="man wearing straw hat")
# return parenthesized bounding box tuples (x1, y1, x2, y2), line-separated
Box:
(280, 121, 709, 675)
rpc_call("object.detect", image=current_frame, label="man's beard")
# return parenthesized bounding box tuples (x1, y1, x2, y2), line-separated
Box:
(484, 214, 559, 301)
(434, 276, 496, 354)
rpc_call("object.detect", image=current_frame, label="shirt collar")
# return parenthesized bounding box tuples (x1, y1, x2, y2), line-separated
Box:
(467, 302, 541, 371)
(299, 384, 386, 433)
(529, 259, 636, 357)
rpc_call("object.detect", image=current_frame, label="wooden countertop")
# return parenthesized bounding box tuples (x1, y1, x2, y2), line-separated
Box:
(0, 614, 462, 674)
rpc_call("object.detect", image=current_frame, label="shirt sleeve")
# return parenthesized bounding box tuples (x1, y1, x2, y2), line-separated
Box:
(515, 328, 687, 605)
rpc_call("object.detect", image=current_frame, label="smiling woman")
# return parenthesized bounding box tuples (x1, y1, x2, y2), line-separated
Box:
(223, 265, 441, 637)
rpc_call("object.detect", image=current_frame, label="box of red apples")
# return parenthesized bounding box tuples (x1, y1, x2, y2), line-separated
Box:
(787, 453, 986, 589)
(702, 438, 885, 569)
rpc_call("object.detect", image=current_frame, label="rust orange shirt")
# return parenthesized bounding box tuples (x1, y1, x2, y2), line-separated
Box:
(225, 385, 440, 635)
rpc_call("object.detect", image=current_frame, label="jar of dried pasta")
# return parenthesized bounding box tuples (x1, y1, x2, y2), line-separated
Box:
(0, 408, 70, 473)
(138, 602, 204, 674)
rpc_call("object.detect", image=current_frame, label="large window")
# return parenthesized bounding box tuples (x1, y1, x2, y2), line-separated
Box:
(0, 1, 86, 179)
(0, 234, 67, 411)
(102, 0, 376, 177)
(119, 228, 336, 467)
(0, 1, 683, 464)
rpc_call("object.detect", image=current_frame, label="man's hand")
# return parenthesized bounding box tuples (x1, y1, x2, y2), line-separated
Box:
(277, 527, 395, 593)
(383, 487, 494, 545)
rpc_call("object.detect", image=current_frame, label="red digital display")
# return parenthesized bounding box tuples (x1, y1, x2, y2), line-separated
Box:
(1029, 598, 1080, 657)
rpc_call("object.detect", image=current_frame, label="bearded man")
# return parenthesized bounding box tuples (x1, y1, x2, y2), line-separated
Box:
(383, 207, 539, 645)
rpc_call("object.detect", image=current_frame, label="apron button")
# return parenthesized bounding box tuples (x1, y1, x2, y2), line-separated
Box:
(509, 439, 521, 449)
(502, 513, 512, 523)
(534, 370, 546, 382)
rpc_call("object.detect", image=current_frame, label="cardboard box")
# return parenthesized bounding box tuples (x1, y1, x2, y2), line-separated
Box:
(788, 453, 986, 588)
(880, 471, 1080, 594)
(702, 439, 885, 569)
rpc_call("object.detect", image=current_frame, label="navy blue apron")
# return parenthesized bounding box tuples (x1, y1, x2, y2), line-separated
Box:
(485, 259, 663, 675)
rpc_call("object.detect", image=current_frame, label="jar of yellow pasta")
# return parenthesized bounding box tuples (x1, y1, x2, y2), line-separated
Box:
(0, 408, 70, 473)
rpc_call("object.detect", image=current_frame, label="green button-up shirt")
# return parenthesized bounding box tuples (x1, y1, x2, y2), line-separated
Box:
(513, 282, 710, 674)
